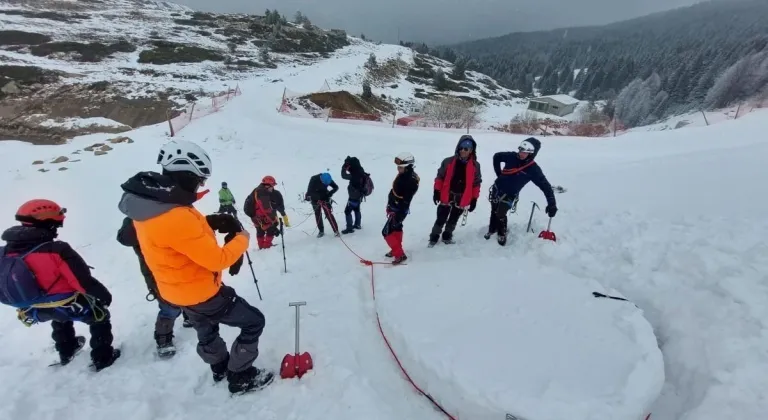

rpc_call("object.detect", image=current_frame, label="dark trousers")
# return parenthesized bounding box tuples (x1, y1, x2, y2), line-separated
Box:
(430, 203, 464, 241)
(312, 200, 339, 234)
(488, 196, 517, 236)
(155, 299, 186, 340)
(218, 204, 237, 216)
(183, 286, 265, 374)
(344, 200, 362, 229)
(36, 295, 115, 364)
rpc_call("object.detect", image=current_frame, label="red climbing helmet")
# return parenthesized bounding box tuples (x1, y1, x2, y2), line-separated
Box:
(15, 199, 66, 227)
(262, 175, 277, 186)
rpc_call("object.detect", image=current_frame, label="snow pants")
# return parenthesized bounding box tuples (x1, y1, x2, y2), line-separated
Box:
(35, 295, 115, 365)
(313, 200, 339, 234)
(255, 222, 280, 249)
(430, 203, 464, 242)
(183, 285, 265, 374)
(488, 195, 517, 237)
(218, 204, 237, 216)
(382, 212, 407, 258)
(344, 199, 362, 229)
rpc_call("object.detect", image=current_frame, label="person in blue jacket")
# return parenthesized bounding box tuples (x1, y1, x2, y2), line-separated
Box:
(486, 137, 557, 246)
(304, 172, 340, 237)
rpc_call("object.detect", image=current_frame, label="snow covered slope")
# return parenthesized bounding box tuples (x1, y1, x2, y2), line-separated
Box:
(1, 59, 767, 420)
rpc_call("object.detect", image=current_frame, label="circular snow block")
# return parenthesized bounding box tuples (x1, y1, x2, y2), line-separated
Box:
(373, 257, 663, 420)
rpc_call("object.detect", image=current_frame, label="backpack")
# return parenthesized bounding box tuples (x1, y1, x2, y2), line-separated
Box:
(361, 172, 374, 197)
(243, 192, 255, 218)
(0, 242, 53, 308)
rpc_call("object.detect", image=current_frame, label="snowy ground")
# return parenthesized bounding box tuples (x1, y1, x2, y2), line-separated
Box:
(1, 47, 768, 420)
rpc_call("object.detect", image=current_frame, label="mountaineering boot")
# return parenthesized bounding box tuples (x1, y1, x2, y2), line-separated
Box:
(228, 366, 275, 394)
(317, 231, 325, 238)
(484, 232, 493, 240)
(384, 251, 393, 258)
(155, 332, 176, 359)
(341, 227, 355, 234)
(57, 336, 86, 365)
(392, 255, 408, 265)
(353, 224, 362, 230)
(211, 355, 229, 383)
(497, 235, 507, 246)
(91, 348, 121, 372)
(441, 232, 455, 244)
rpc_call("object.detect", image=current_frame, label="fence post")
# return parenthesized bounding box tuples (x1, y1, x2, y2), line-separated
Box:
(279, 87, 286, 113)
(166, 109, 175, 137)
(189, 102, 196, 122)
(326, 108, 332, 122)
(735, 103, 742, 119)
(392, 110, 396, 128)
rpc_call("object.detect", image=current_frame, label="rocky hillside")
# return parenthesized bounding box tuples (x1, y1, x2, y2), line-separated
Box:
(0, 0, 351, 143)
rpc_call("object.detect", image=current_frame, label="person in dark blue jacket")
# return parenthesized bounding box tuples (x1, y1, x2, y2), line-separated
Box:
(486, 137, 557, 246)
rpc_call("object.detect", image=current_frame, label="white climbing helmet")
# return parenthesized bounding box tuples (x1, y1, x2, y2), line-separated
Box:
(395, 152, 415, 167)
(157, 140, 212, 178)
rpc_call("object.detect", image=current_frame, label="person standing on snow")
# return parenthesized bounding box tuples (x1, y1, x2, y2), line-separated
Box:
(383, 152, 420, 264)
(117, 139, 274, 395)
(340, 156, 368, 234)
(243, 175, 290, 249)
(218, 182, 237, 216)
(487, 137, 557, 246)
(304, 171, 340, 237)
(429, 135, 482, 246)
(116, 217, 193, 359)
(0, 199, 120, 371)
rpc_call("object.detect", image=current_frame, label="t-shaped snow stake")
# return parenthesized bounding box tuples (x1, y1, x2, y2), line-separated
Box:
(538, 217, 557, 242)
(280, 301, 313, 379)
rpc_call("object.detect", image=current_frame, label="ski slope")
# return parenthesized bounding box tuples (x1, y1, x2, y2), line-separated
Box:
(1, 45, 768, 420)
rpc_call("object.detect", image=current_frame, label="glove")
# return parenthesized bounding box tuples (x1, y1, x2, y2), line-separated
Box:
(304, 193, 310, 202)
(206, 213, 242, 234)
(546, 204, 558, 217)
(281, 214, 291, 227)
(229, 255, 244, 276)
(433, 190, 440, 205)
(469, 198, 477, 212)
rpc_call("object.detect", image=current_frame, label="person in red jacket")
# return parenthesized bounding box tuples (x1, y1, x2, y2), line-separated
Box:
(243, 175, 288, 249)
(429, 135, 482, 246)
(383, 152, 420, 264)
(0, 199, 120, 370)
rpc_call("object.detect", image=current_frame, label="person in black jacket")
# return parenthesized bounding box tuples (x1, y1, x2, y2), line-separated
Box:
(0, 199, 120, 370)
(304, 172, 340, 237)
(117, 217, 192, 358)
(243, 175, 288, 249)
(487, 137, 557, 246)
(383, 152, 420, 264)
(340, 156, 367, 234)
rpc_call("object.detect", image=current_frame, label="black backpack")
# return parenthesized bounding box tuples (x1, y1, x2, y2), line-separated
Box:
(361, 172, 374, 197)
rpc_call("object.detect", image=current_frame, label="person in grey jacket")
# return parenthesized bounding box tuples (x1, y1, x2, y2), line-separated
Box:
(429, 135, 482, 245)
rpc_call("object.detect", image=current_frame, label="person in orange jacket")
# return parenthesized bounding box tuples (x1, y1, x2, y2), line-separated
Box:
(117, 139, 274, 395)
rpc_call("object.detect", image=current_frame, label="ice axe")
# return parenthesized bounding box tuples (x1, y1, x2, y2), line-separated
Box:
(526, 201, 539, 233)
(538, 217, 557, 242)
(280, 301, 313, 379)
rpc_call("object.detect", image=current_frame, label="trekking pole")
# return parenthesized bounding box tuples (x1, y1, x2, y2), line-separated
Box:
(244, 250, 262, 300)
(526, 201, 539, 233)
(280, 219, 287, 273)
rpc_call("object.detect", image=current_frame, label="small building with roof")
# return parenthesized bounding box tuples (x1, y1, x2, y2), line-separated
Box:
(527, 94, 580, 117)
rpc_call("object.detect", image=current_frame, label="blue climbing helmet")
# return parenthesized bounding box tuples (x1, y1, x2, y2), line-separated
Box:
(320, 172, 332, 186)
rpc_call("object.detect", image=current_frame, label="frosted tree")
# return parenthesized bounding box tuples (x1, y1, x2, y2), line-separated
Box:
(362, 79, 372, 99)
(705, 50, 768, 109)
(433, 69, 448, 90)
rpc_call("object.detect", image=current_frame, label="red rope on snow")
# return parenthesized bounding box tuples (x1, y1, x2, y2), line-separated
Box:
(317, 202, 458, 419)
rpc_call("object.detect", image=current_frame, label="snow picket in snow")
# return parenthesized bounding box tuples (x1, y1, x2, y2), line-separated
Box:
(373, 258, 664, 420)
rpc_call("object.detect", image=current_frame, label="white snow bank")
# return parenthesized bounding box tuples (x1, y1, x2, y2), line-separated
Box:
(374, 258, 663, 420)
(39, 117, 129, 129)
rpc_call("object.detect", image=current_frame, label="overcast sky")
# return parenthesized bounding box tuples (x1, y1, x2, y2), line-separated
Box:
(171, 0, 704, 45)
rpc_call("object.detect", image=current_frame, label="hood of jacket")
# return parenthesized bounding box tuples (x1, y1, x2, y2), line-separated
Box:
(519, 137, 542, 161)
(118, 171, 197, 222)
(455, 135, 478, 161)
(1, 225, 57, 251)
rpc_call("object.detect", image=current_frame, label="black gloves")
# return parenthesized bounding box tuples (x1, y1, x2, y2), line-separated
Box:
(469, 198, 477, 212)
(546, 204, 558, 217)
(223, 232, 245, 275)
(206, 213, 242, 234)
(433, 190, 440, 205)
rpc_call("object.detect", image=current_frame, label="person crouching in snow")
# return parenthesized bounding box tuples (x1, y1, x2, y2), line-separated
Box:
(218, 181, 237, 216)
(383, 152, 420, 264)
(304, 171, 340, 237)
(487, 137, 557, 246)
(117, 216, 193, 359)
(243, 175, 289, 249)
(340, 156, 369, 234)
(430, 135, 482, 246)
(117, 139, 274, 394)
(0, 199, 120, 371)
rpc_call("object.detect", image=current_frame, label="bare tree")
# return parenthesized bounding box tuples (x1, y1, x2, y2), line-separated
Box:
(420, 96, 485, 128)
